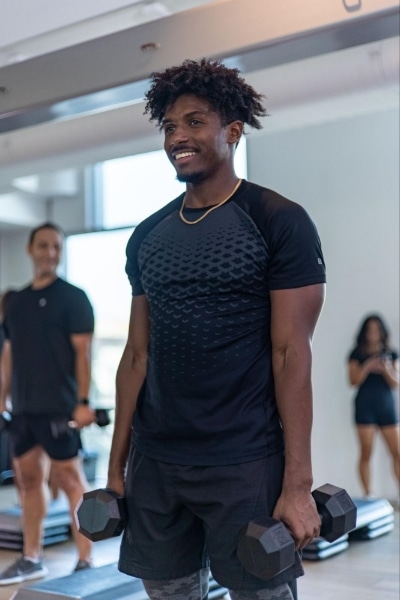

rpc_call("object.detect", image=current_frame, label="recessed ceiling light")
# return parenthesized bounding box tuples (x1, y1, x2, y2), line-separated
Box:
(140, 42, 161, 52)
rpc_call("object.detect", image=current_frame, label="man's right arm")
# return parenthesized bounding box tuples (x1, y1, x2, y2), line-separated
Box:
(106, 295, 149, 496)
(0, 340, 12, 413)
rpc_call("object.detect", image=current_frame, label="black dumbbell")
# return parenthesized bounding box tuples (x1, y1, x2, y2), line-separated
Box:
(75, 488, 128, 542)
(237, 483, 357, 581)
(94, 408, 111, 427)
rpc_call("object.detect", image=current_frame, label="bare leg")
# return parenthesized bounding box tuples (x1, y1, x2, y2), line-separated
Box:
(380, 424, 400, 487)
(356, 425, 377, 496)
(52, 456, 92, 562)
(13, 446, 50, 559)
(48, 464, 60, 500)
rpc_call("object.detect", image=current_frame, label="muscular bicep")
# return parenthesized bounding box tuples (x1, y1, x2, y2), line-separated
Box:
(115, 295, 149, 404)
(117, 295, 150, 380)
(126, 295, 150, 360)
(270, 284, 325, 352)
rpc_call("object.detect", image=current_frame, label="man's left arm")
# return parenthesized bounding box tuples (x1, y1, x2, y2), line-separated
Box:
(270, 283, 325, 550)
(70, 332, 95, 427)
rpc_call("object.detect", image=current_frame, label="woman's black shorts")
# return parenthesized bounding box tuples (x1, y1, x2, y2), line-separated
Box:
(355, 395, 399, 426)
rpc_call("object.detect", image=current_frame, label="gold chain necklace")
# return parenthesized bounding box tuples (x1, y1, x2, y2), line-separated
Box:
(179, 179, 242, 225)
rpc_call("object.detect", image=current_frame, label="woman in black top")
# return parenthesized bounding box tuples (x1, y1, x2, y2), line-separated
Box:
(348, 314, 399, 497)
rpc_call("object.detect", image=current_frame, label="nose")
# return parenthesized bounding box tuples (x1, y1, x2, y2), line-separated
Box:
(170, 126, 189, 148)
(47, 245, 58, 258)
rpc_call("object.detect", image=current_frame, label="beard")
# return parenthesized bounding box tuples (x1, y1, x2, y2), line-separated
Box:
(176, 170, 207, 184)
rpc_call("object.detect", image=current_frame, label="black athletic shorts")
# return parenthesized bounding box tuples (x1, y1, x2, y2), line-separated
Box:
(9, 414, 83, 460)
(119, 449, 303, 592)
(354, 395, 399, 427)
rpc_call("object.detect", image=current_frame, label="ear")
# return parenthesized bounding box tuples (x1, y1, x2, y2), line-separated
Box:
(226, 120, 243, 145)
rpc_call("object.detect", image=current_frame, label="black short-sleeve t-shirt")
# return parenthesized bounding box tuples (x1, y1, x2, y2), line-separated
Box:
(126, 180, 326, 465)
(3, 278, 94, 416)
(348, 348, 399, 403)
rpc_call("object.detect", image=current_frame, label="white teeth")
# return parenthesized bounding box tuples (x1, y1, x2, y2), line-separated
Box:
(175, 152, 195, 160)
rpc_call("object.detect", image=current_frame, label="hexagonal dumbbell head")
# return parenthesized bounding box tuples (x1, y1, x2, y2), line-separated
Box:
(312, 483, 357, 542)
(237, 518, 296, 580)
(76, 488, 128, 542)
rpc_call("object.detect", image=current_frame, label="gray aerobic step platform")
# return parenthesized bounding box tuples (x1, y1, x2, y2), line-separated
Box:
(350, 497, 394, 531)
(10, 563, 141, 600)
(349, 497, 394, 540)
(303, 496, 394, 561)
(302, 534, 349, 561)
(10, 563, 228, 600)
(0, 496, 71, 551)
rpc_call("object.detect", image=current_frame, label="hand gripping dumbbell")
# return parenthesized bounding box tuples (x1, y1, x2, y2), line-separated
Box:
(75, 488, 128, 542)
(71, 407, 111, 428)
(50, 409, 111, 439)
(237, 483, 357, 581)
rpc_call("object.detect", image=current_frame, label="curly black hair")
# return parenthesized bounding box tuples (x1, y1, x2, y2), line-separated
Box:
(144, 58, 267, 129)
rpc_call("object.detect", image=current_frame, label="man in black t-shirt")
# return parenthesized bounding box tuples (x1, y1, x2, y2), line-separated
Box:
(106, 60, 326, 600)
(0, 223, 96, 585)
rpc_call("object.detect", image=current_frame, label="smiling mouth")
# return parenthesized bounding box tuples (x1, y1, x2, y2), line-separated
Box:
(173, 151, 196, 161)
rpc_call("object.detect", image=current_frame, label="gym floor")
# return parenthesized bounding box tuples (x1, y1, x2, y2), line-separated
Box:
(0, 482, 398, 600)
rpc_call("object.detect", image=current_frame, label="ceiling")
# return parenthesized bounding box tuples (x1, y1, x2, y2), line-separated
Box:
(0, 0, 211, 64)
(0, 0, 399, 232)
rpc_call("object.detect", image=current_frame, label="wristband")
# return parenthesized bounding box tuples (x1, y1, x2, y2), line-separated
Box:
(77, 398, 90, 406)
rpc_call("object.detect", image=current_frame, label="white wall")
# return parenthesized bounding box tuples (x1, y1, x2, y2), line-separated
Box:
(0, 230, 32, 289)
(248, 107, 400, 500)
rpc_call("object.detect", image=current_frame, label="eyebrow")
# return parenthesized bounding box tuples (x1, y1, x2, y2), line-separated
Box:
(162, 110, 209, 126)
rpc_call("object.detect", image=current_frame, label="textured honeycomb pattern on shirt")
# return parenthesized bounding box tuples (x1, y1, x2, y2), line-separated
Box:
(138, 204, 269, 387)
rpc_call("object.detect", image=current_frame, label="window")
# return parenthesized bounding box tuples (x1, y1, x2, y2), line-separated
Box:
(66, 228, 133, 471)
(66, 228, 132, 408)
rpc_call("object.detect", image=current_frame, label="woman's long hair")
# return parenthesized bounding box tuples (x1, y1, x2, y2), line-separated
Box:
(355, 314, 390, 354)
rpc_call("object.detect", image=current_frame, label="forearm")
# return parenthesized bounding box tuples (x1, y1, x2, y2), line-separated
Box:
(107, 344, 147, 484)
(0, 385, 10, 413)
(0, 341, 12, 412)
(74, 348, 91, 399)
(349, 361, 372, 387)
(273, 342, 314, 492)
(70, 335, 95, 426)
(269, 285, 324, 546)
